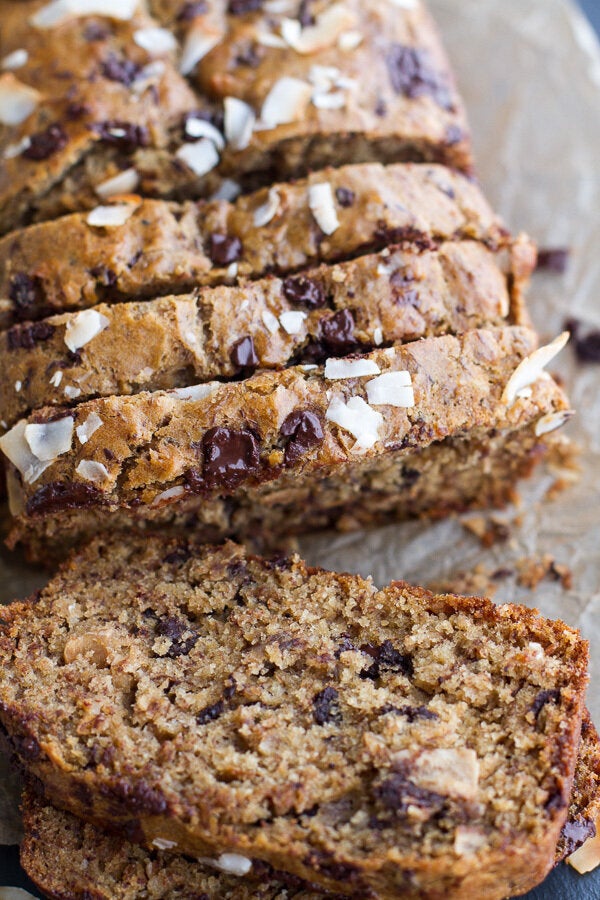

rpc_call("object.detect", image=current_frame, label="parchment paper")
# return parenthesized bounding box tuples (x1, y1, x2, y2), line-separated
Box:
(1, 0, 599, 850)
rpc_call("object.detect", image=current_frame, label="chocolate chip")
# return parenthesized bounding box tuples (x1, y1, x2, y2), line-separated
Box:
(208, 234, 243, 266)
(6, 321, 55, 351)
(155, 616, 198, 658)
(386, 45, 453, 111)
(228, 0, 262, 13)
(313, 687, 341, 725)
(230, 335, 259, 370)
(538, 247, 570, 274)
(280, 410, 324, 466)
(23, 124, 68, 161)
(25, 482, 103, 517)
(92, 120, 150, 151)
(320, 309, 357, 354)
(177, 0, 208, 19)
(360, 640, 413, 680)
(202, 426, 261, 490)
(531, 688, 561, 720)
(282, 275, 326, 310)
(9, 273, 45, 316)
(101, 53, 142, 86)
(197, 700, 225, 724)
(565, 317, 600, 364)
(335, 187, 355, 208)
(83, 21, 111, 41)
(373, 773, 445, 816)
(380, 704, 437, 722)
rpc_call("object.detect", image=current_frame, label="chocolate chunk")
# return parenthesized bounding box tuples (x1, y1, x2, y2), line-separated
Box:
(373, 773, 445, 817)
(177, 0, 208, 19)
(560, 818, 596, 855)
(101, 53, 142, 86)
(335, 187, 355, 208)
(360, 640, 413, 680)
(8, 273, 45, 316)
(197, 700, 225, 724)
(386, 45, 453, 111)
(23, 124, 68, 161)
(155, 616, 198, 658)
(375, 223, 434, 252)
(334, 636, 357, 658)
(531, 688, 561, 720)
(297, 0, 315, 27)
(282, 275, 327, 310)
(26, 482, 103, 517)
(90, 265, 118, 287)
(6, 321, 55, 351)
(280, 410, 324, 465)
(230, 335, 259, 370)
(164, 545, 192, 565)
(83, 21, 111, 41)
(66, 102, 91, 121)
(538, 247, 570, 274)
(92, 120, 150, 152)
(381, 704, 437, 722)
(320, 309, 357, 354)
(401, 466, 421, 486)
(565, 317, 600, 364)
(545, 784, 568, 813)
(312, 687, 341, 725)
(109, 779, 167, 815)
(208, 234, 243, 266)
(202, 427, 261, 490)
(228, 0, 262, 13)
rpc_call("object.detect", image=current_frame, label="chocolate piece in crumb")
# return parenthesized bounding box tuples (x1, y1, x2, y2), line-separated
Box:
(7, 321, 55, 351)
(197, 700, 225, 724)
(101, 54, 141, 86)
(228, 0, 263, 14)
(23, 124, 68, 161)
(335, 187, 355, 208)
(202, 427, 261, 490)
(531, 689, 561, 720)
(360, 640, 413, 680)
(155, 616, 198, 659)
(230, 336, 259, 370)
(92, 121, 150, 151)
(8, 274, 45, 316)
(177, 1, 208, 20)
(280, 410, 324, 466)
(283, 276, 327, 310)
(386, 45, 453, 111)
(208, 234, 243, 266)
(320, 309, 357, 353)
(313, 687, 341, 725)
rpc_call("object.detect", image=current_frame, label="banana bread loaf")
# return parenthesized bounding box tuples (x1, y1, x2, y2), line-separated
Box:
(1, 327, 570, 562)
(0, 239, 533, 429)
(0, 162, 509, 328)
(0, 537, 589, 899)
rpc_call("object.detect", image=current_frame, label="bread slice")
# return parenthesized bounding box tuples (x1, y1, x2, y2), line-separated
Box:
(0, 0, 211, 235)
(0, 162, 506, 328)
(18, 712, 600, 900)
(0, 326, 569, 562)
(0, 238, 534, 429)
(150, 0, 473, 180)
(0, 537, 589, 899)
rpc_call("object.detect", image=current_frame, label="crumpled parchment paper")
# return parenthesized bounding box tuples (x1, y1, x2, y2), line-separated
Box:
(1, 0, 599, 847)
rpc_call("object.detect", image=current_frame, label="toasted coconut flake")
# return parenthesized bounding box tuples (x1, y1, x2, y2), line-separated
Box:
(279, 311, 306, 334)
(502, 332, 569, 405)
(454, 826, 487, 857)
(0, 420, 52, 484)
(185, 116, 225, 149)
(224, 96, 256, 151)
(366, 371, 415, 408)
(413, 749, 480, 800)
(95, 168, 139, 199)
(4, 136, 31, 159)
(216, 854, 252, 876)
(64, 385, 81, 399)
(31, 0, 138, 28)
(281, 4, 357, 54)
(262, 310, 280, 334)
(152, 837, 178, 850)
(326, 395, 383, 450)
(211, 178, 242, 201)
(151, 485, 187, 508)
(86, 203, 136, 228)
(76, 460, 109, 483)
(1, 49, 29, 70)
(175, 139, 220, 176)
(308, 182, 340, 235)
(373, 327, 383, 346)
(325, 358, 381, 380)
(534, 409, 574, 436)
(134, 27, 177, 55)
(76, 413, 103, 445)
(253, 187, 281, 226)
(256, 31, 288, 49)
(65, 309, 110, 352)
(338, 30, 362, 51)
(170, 383, 219, 401)
(260, 77, 312, 128)
(180, 22, 220, 75)
(312, 91, 346, 109)
(24, 416, 74, 462)
(0, 73, 41, 126)
(131, 60, 165, 93)
(49, 371, 63, 388)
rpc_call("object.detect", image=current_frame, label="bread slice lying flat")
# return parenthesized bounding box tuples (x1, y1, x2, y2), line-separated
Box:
(0, 537, 589, 898)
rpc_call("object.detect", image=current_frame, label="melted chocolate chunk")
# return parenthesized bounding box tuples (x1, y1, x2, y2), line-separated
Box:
(312, 687, 341, 725)
(92, 121, 150, 152)
(375, 223, 434, 252)
(335, 187, 355, 208)
(531, 688, 561, 720)
(177, 0, 208, 19)
(8, 274, 46, 316)
(373, 773, 445, 817)
(538, 247, 570, 274)
(565, 317, 600, 364)
(360, 640, 413, 680)
(26, 482, 103, 517)
(208, 234, 243, 266)
(320, 309, 357, 354)
(280, 410, 324, 465)
(560, 818, 596, 855)
(228, 0, 262, 13)
(6, 321, 55, 351)
(109, 779, 167, 815)
(282, 275, 326, 310)
(386, 45, 453, 111)
(230, 335, 259, 370)
(155, 616, 198, 658)
(202, 427, 261, 490)
(197, 700, 225, 724)
(23, 124, 68, 161)
(101, 53, 142, 86)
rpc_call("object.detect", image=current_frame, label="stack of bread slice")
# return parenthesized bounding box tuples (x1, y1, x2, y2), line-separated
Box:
(0, 0, 596, 897)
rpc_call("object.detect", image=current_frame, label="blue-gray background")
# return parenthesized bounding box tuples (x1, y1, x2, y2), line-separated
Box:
(1, 2, 600, 897)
